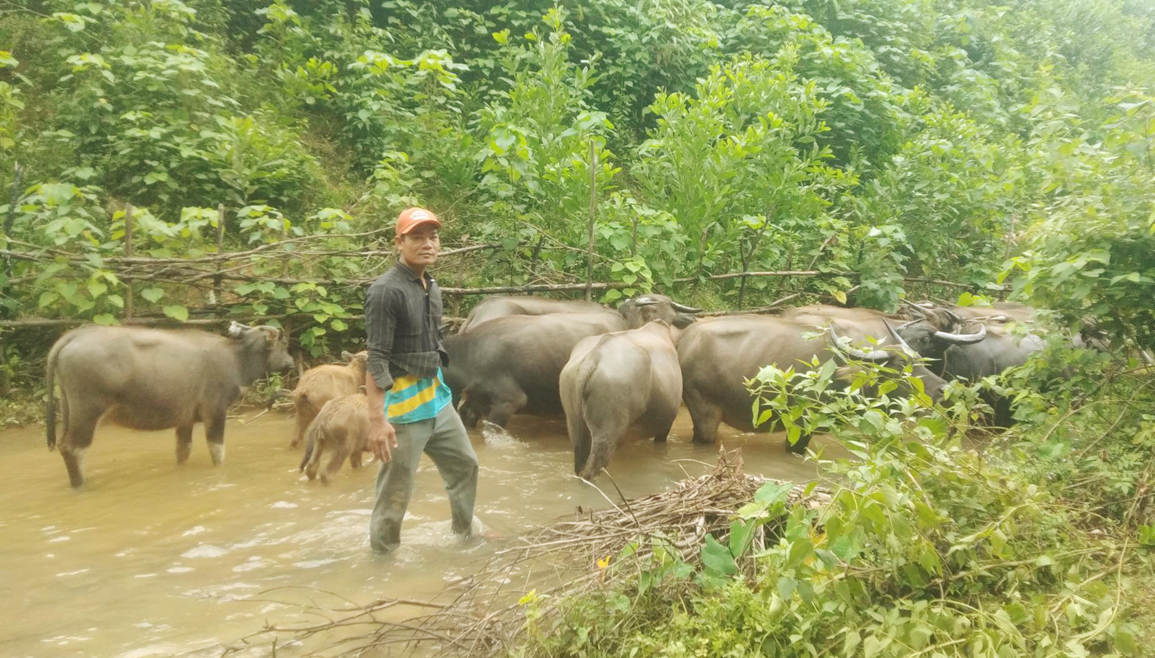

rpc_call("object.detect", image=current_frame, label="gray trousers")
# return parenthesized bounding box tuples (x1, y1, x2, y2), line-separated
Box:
(369, 404, 479, 553)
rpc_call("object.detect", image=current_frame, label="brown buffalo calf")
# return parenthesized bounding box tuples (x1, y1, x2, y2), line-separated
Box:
(299, 394, 372, 483)
(290, 351, 368, 448)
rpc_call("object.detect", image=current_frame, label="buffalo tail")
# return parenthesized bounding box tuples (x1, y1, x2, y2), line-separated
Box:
(565, 355, 600, 477)
(299, 422, 320, 474)
(44, 330, 77, 451)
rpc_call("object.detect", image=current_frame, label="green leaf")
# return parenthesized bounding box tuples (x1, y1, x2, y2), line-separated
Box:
(162, 305, 189, 322)
(843, 630, 862, 657)
(330, 319, 348, 331)
(700, 534, 737, 578)
(140, 287, 165, 303)
(755, 481, 794, 506)
(39, 291, 60, 308)
(92, 313, 117, 326)
(729, 519, 753, 558)
(86, 280, 107, 298)
(786, 537, 813, 568)
(777, 576, 795, 601)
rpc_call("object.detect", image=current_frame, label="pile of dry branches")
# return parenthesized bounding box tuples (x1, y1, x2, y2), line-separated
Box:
(223, 449, 829, 658)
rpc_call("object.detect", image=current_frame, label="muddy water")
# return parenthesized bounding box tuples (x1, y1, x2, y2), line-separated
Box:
(0, 408, 841, 658)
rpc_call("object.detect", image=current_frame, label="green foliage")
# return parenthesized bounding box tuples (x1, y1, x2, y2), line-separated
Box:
(634, 50, 841, 284)
(515, 358, 1151, 657)
(1003, 85, 1155, 351)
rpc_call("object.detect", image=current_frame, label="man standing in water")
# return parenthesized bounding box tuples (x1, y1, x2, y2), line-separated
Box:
(364, 207, 479, 553)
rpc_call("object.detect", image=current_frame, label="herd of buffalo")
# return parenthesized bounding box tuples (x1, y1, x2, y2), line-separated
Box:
(43, 295, 1057, 488)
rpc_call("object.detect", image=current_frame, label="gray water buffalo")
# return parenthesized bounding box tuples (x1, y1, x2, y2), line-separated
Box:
(678, 315, 949, 453)
(459, 297, 610, 332)
(903, 303, 1045, 427)
(617, 294, 702, 329)
(46, 321, 294, 487)
(299, 393, 371, 483)
(444, 312, 629, 427)
(906, 300, 1037, 327)
(290, 350, 368, 448)
(458, 294, 702, 333)
(783, 304, 988, 358)
(560, 321, 682, 479)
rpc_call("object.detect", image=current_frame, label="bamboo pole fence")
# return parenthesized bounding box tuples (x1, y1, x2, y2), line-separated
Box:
(0, 203, 1001, 330)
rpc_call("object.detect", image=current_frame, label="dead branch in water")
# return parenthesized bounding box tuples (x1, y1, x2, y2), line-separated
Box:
(220, 448, 830, 657)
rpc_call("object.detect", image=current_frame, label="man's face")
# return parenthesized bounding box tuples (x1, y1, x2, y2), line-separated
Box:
(396, 223, 440, 268)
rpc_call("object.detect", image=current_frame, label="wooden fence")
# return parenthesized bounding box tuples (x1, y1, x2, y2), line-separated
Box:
(0, 202, 997, 331)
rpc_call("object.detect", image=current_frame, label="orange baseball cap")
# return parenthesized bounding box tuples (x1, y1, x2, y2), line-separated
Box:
(396, 207, 441, 235)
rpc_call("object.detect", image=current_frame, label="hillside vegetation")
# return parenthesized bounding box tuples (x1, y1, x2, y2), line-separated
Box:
(3, 1, 1155, 656)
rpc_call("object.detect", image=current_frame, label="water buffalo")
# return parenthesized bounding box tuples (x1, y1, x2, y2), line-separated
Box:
(895, 301, 1060, 427)
(560, 321, 682, 479)
(783, 304, 988, 358)
(906, 301, 1036, 327)
(289, 350, 368, 448)
(459, 297, 610, 332)
(299, 393, 371, 483)
(444, 312, 629, 427)
(457, 294, 702, 333)
(46, 321, 294, 487)
(678, 315, 948, 453)
(617, 294, 702, 329)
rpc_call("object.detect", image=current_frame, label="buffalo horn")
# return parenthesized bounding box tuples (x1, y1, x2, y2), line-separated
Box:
(828, 325, 891, 361)
(900, 299, 929, 319)
(884, 319, 920, 358)
(672, 301, 704, 314)
(934, 322, 986, 344)
(632, 297, 660, 307)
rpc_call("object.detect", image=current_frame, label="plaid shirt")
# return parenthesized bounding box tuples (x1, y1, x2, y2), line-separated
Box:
(365, 262, 447, 392)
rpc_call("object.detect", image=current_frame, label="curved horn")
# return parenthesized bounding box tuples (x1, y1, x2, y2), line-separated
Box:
(632, 297, 660, 307)
(884, 319, 919, 357)
(901, 299, 929, 319)
(934, 322, 986, 344)
(828, 325, 891, 361)
(672, 301, 703, 314)
(943, 309, 963, 325)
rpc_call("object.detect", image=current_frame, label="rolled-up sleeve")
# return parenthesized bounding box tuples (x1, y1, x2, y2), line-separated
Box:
(365, 284, 397, 391)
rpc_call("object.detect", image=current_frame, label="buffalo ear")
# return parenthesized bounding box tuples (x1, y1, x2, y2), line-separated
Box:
(341, 350, 355, 361)
(227, 321, 248, 338)
(672, 313, 697, 329)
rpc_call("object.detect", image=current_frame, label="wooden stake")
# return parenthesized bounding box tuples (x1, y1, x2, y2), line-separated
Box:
(124, 204, 134, 320)
(215, 203, 225, 306)
(586, 140, 597, 302)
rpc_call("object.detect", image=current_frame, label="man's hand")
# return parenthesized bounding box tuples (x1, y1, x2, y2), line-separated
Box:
(368, 415, 398, 463)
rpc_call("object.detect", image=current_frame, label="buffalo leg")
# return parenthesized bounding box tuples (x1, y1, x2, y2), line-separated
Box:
(176, 425, 194, 464)
(684, 394, 722, 445)
(304, 440, 324, 481)
(59, 401, 103, 488)
(350, 450, 363, 469)
(291, 408, 313, 448)
(458, 398, 482, 429)
(652, 418, 675, 443)
(205, 413, 226, 465)
(320, 445, 350, 484)
(486, 387, 528, 428)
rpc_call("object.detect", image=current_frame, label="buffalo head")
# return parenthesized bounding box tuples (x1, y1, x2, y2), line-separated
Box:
(618, 294, 703, 329)
(896, 303, 987, 361)
(828, 320, 949, 401)
(228, 321, 295, 373)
